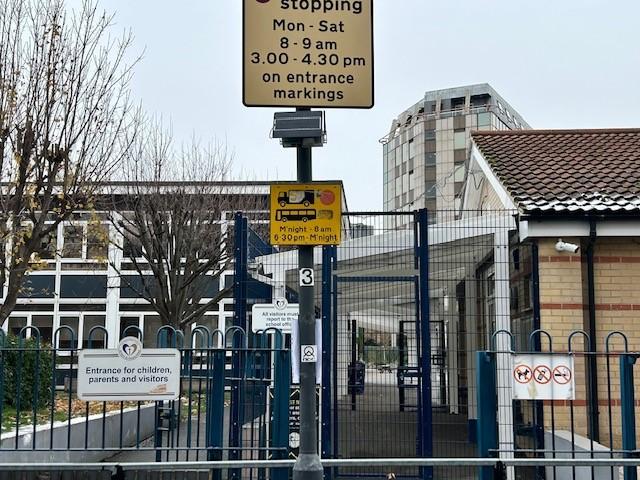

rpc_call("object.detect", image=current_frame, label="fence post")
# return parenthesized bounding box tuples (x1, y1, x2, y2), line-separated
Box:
(530, 243, 546, 456)
(272, 348, 292, 480)
(331, 274, 339, 464)
(155, 328, 169, 462)
(230, 212, 248, 478)
(620, 354, 637, 480)
(0, 332, 4, 440)
(476, 351, 498, 480)
(321, 245, 334, 480)
(207, 349, 226, 480)
(417, 208, 433, 480)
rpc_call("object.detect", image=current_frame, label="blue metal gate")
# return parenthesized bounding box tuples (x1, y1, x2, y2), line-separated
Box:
(321, 211, 432, 480)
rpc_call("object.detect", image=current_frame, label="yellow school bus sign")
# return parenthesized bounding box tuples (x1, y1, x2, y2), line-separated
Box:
(270, 183, 342, 246)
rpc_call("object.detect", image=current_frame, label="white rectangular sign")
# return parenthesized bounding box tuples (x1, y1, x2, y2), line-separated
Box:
(77, 349, 181, 401)
(301, 345, 317, 363)
(291, 318, 322, 385)
(252, 300, 299, 334)
(512, 354, 575, 400)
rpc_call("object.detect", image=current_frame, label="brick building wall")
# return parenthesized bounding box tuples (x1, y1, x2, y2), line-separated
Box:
(536, 236, 640, 447)
(593, 238, 640, 448)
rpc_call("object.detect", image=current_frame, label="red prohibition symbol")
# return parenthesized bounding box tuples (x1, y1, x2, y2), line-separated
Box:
(553, 365, 572, 385)
(533, 365, 551, 384)
(513, 364, 532, 384)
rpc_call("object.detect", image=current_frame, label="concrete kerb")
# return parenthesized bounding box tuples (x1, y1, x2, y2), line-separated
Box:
(0, 403, 155, 462)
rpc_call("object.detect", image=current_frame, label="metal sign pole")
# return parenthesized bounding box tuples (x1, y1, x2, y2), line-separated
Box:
(293, 107, 323, 480)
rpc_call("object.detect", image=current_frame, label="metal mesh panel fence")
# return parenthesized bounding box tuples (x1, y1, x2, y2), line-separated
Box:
(425, 210, 519, 480)
(331, 212, 420, 478)
(6, 207, 635, 480)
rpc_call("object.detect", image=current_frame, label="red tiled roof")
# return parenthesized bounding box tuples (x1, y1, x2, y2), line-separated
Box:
(471, 129, 640, 214)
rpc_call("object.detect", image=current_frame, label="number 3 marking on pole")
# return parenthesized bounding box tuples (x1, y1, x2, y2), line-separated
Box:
(300, 268, 314, 287)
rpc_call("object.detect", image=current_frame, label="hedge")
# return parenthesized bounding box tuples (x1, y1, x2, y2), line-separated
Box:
(1, 335, 53, 410)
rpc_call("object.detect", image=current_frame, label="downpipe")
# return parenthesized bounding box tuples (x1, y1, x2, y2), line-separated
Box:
(584, 219, 600, 442)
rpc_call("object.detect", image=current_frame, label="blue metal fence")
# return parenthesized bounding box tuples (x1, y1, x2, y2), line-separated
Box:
(322, 211, 432, 480)
(477, 329, 640, 480)
(0, 324, 291, 480)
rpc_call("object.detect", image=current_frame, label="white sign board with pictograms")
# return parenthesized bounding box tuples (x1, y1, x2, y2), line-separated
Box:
(77, 337, 181, 401)
(512, 354, 575, 400)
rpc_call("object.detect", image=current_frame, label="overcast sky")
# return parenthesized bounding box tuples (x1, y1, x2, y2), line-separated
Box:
(91, 0, 640, 210)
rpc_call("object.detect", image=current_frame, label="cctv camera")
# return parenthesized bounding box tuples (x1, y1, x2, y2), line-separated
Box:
(555, 239, 580, 254)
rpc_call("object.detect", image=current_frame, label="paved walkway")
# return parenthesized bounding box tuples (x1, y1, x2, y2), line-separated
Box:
(335, 382, 477, 479)
(105, 381, 477, 479)
(106, 407, 230, 463)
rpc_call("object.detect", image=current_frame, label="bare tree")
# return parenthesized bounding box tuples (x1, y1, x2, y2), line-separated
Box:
(0, 0, 138, 323)
(110, 122, 266, 330)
